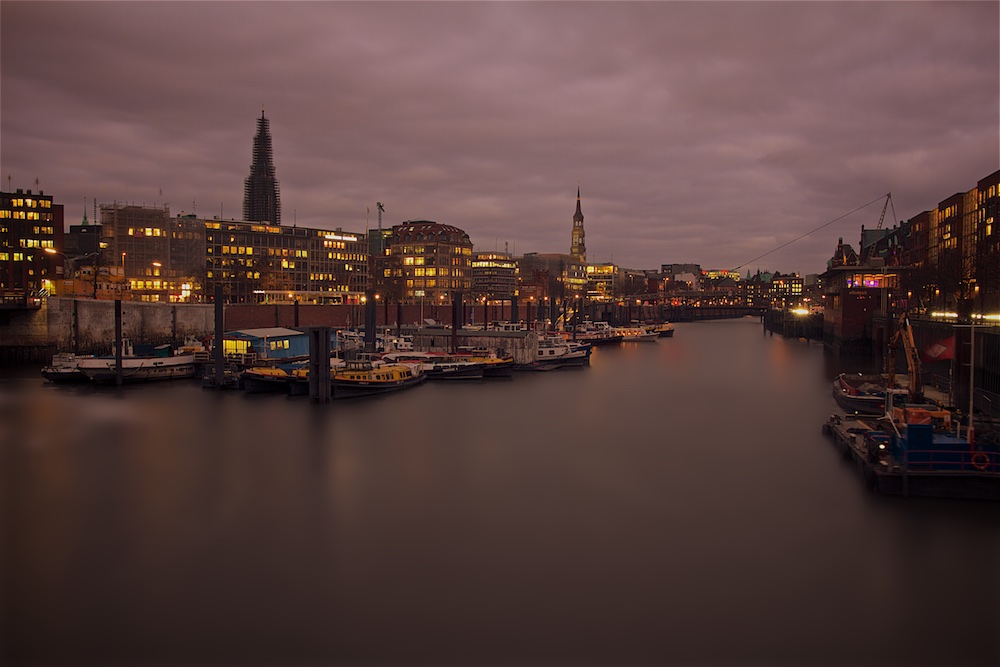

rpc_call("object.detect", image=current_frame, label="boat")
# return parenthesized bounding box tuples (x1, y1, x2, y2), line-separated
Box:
(652, 322, 675, 338)
(823, 394, 999, 500)
(332, 360, 426, 399)
(453, 347, 516, 378)
(832, 373, 893, 415)
(241, 364, 300, 394)
(834, 313, 942, 416)
(574, 321, 623, 346)
(616, 324, 659, 342)
(77, 344, 197, 383)
(530, 332, 589, 368)
(285, 359, 347, 396)
(823, 310, 999, 499)
(201, 365, 242, 390)
(380, 351, 484, 380)
(40, 352, 94, 383)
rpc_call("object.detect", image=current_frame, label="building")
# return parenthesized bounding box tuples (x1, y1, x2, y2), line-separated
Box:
(586, 262, 618, 301)
(100, 203, 172, 302)
(205, 219, 368, 304)
(472, 250, 518, 303)
(243, 111, 281, 225)
(821, 239, 905, 346)
(976, 170, 1000, 312)
(65, 203, 102, 257)
(570, 187, 586, 263)
(387, 220, 473, 305)
(769, 272, 804, 309)
(1, 187, 63, 297)
(166, 214, 208, 302)
(661, 264, 703, 291)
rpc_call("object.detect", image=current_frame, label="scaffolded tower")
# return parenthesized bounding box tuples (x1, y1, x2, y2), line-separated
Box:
(243, 111, 281, 225)
(570, 186, 586, 263)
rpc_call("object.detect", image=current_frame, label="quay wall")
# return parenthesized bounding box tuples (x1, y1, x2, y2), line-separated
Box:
(1, 298, 215, 365)
(762, 310, 824, 340)
(0, 305, 56, 366)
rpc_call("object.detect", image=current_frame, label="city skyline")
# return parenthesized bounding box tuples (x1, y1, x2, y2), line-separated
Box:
(1, 2, 997, 275)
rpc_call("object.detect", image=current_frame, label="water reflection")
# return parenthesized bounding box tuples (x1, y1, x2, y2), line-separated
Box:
(2, 318, 996, 665)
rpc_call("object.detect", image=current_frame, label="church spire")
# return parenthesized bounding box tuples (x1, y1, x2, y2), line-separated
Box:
(243, 111, 281, 225)
(570, 186, 586, 263)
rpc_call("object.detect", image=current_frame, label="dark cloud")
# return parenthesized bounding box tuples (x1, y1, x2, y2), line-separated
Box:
(2, 1, 997, 274)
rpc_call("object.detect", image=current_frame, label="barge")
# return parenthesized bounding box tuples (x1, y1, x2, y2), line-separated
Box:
(823, 402, 999, 500)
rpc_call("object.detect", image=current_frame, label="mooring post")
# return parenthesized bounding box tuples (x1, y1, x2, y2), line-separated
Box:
(72, 299, 80, 354)
(308, 326, 331, 403)
(364, 290, 376, 352)
(114, 299, 123, 386)
(214, 285, 224, 386)
(451, 291, 462, 353)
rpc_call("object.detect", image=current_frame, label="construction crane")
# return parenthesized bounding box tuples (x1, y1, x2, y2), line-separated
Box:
(875, 192, 896, 230)
(886, 311, 923, 404)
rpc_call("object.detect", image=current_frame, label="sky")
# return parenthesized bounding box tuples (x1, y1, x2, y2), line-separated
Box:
(2, 1, 998, 276)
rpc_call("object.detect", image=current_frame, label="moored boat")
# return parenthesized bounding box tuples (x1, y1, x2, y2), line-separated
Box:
(652, 322, 675, 337)
(77, 345, 197, 384)
(241, 365, 300, 394)
(41, 352, 94, 383)
(823, 395, 1000, 500)
(332, 360, 426, 399)
(574, 321, 623, 346)
(454, 348, 515, 378)
(514, 332, 590, 371)
(832, 373, 893, 415)
(616, 324, 659, 342)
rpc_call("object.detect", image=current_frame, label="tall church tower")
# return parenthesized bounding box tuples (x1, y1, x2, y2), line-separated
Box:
(243, 110, 281, 225)
(570, 187, 586, 263)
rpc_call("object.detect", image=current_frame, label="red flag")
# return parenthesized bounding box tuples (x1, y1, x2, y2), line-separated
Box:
(921, 336, 955, 362)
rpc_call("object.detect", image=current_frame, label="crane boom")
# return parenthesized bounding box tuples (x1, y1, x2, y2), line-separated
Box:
(886, 311, 923, 403)
(876, 193, 892, 230)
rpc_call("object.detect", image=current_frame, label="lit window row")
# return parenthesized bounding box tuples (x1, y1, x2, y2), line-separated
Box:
(0, 210, 45, 220)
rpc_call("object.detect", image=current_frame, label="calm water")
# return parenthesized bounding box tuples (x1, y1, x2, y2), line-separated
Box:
(2, 318, 997, 666)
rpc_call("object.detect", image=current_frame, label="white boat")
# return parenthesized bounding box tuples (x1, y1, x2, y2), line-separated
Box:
(536, 333, 589, 365)
(78, 344, 197, 383)
(616, 324, 659, 342)
(40, 352, 94, 383)
(380, 351, 485, 380)
(574, 321, 624, 345)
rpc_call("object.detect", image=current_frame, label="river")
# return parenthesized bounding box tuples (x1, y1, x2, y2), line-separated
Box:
(2, 317, 997, 666)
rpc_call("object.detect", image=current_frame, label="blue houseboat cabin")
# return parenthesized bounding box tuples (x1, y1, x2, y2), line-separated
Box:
(222, 328, 310, 363)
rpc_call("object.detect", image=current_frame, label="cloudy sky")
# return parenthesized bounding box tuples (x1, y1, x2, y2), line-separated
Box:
(2, 1, 997, 275)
